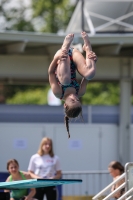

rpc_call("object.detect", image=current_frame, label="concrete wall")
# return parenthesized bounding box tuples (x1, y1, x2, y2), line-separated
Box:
(0, 123, 119, 172)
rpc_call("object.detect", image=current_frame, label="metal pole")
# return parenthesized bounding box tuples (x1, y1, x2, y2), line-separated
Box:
(81, 0, 84, 31)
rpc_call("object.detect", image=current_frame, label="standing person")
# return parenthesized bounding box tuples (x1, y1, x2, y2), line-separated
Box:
(108, 161, 125, 199)
(48, 31, 97, 138)
(4, 159, 36, 200)
(28, 137, 62, 200)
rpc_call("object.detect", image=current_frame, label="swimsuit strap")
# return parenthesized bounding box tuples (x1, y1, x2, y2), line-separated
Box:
(9, 175, 12, 181)
(9, 171, 26, 181)
(20, 171, 26, 180)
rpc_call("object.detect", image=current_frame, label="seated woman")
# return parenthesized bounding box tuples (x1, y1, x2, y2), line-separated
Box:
(4, 159, 36, 200)
(108, 161, 125, 199)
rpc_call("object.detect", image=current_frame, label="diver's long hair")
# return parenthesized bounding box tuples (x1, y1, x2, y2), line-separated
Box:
(64, 104, 82, 138)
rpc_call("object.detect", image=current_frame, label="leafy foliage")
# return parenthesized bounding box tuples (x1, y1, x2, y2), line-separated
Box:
(0, 1, 121, 105)
(6, 82, 120, 105)
(6, 85, 50, 105)
(32, 0, 76, 33)
(82, 82, 120, 105)
(0, 0, 76, 33)
(0, 0, 34, 31)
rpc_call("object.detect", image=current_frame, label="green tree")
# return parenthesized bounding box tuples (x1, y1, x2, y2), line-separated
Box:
(0, 0, 34, 31)
(6, 85, 50, 105)
(32, 0, 76, 33)
(82, 82, 120, 105)
(6, 82, 121, 105)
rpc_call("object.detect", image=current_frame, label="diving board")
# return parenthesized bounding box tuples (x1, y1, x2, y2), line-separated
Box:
(0, 179, 82, 189)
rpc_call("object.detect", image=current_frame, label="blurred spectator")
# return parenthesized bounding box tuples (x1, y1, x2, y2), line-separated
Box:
(4, 159, 36, 200)
(28, 137, 62, 200)
(108, 161, 125, 199)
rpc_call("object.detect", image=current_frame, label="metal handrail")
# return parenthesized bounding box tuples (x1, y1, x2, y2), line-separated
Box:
(117, 187, 133, 200)
(63, 170, 109, 174)
(92, 173, 125, 200)
(103, 182, 125, 200)
(62, 170, 110, 197)
(125, 195, 133, 200)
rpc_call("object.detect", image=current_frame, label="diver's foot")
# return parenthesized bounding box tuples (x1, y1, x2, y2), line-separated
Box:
(61, 34, 74, 60)
(81, 31, 92, 52)
(62, 33, 74, 51)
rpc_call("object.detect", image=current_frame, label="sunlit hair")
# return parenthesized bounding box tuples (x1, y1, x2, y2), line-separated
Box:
(37, 137, 54, 157)
(7, 159, 19, 170)
(108, 161, 124, 174)
(64, 104, 82, 138)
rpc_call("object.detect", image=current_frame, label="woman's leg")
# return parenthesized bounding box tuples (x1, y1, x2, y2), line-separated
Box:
(73, 31, 97, 80)
(56, 34, 74, 85)
(45, 186, 57, 200)
(33, 188, 44, 200)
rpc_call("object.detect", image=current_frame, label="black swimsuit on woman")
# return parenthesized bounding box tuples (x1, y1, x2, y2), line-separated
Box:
(56, 48, 80, 99)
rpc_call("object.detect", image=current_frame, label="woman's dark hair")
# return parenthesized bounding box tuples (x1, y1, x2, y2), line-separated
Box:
(7, 159, 19, 170)
(108, 161, 124, 174)
(64, 105, 82, 138)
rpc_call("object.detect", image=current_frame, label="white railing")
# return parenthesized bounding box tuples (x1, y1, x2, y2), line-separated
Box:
(62, 171, 110, 197)
(93, 162, 133, 200)
(103, 183, 125, 200)
(92, 173, 125, 200)
(62, 163, 133, 199)
(117, 187, 133, 200)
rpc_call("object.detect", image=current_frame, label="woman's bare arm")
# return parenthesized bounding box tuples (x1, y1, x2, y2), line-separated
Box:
(48, 49, 62, 74)
(28, 171, 41, 179)
(48, 53, 62, 98)
(24, 173, 36, 200)
(52, 170, 62, 179)
(4, 177, 10, 193)
(25, 188, 36, 200)
(78, 78, 88, 97)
